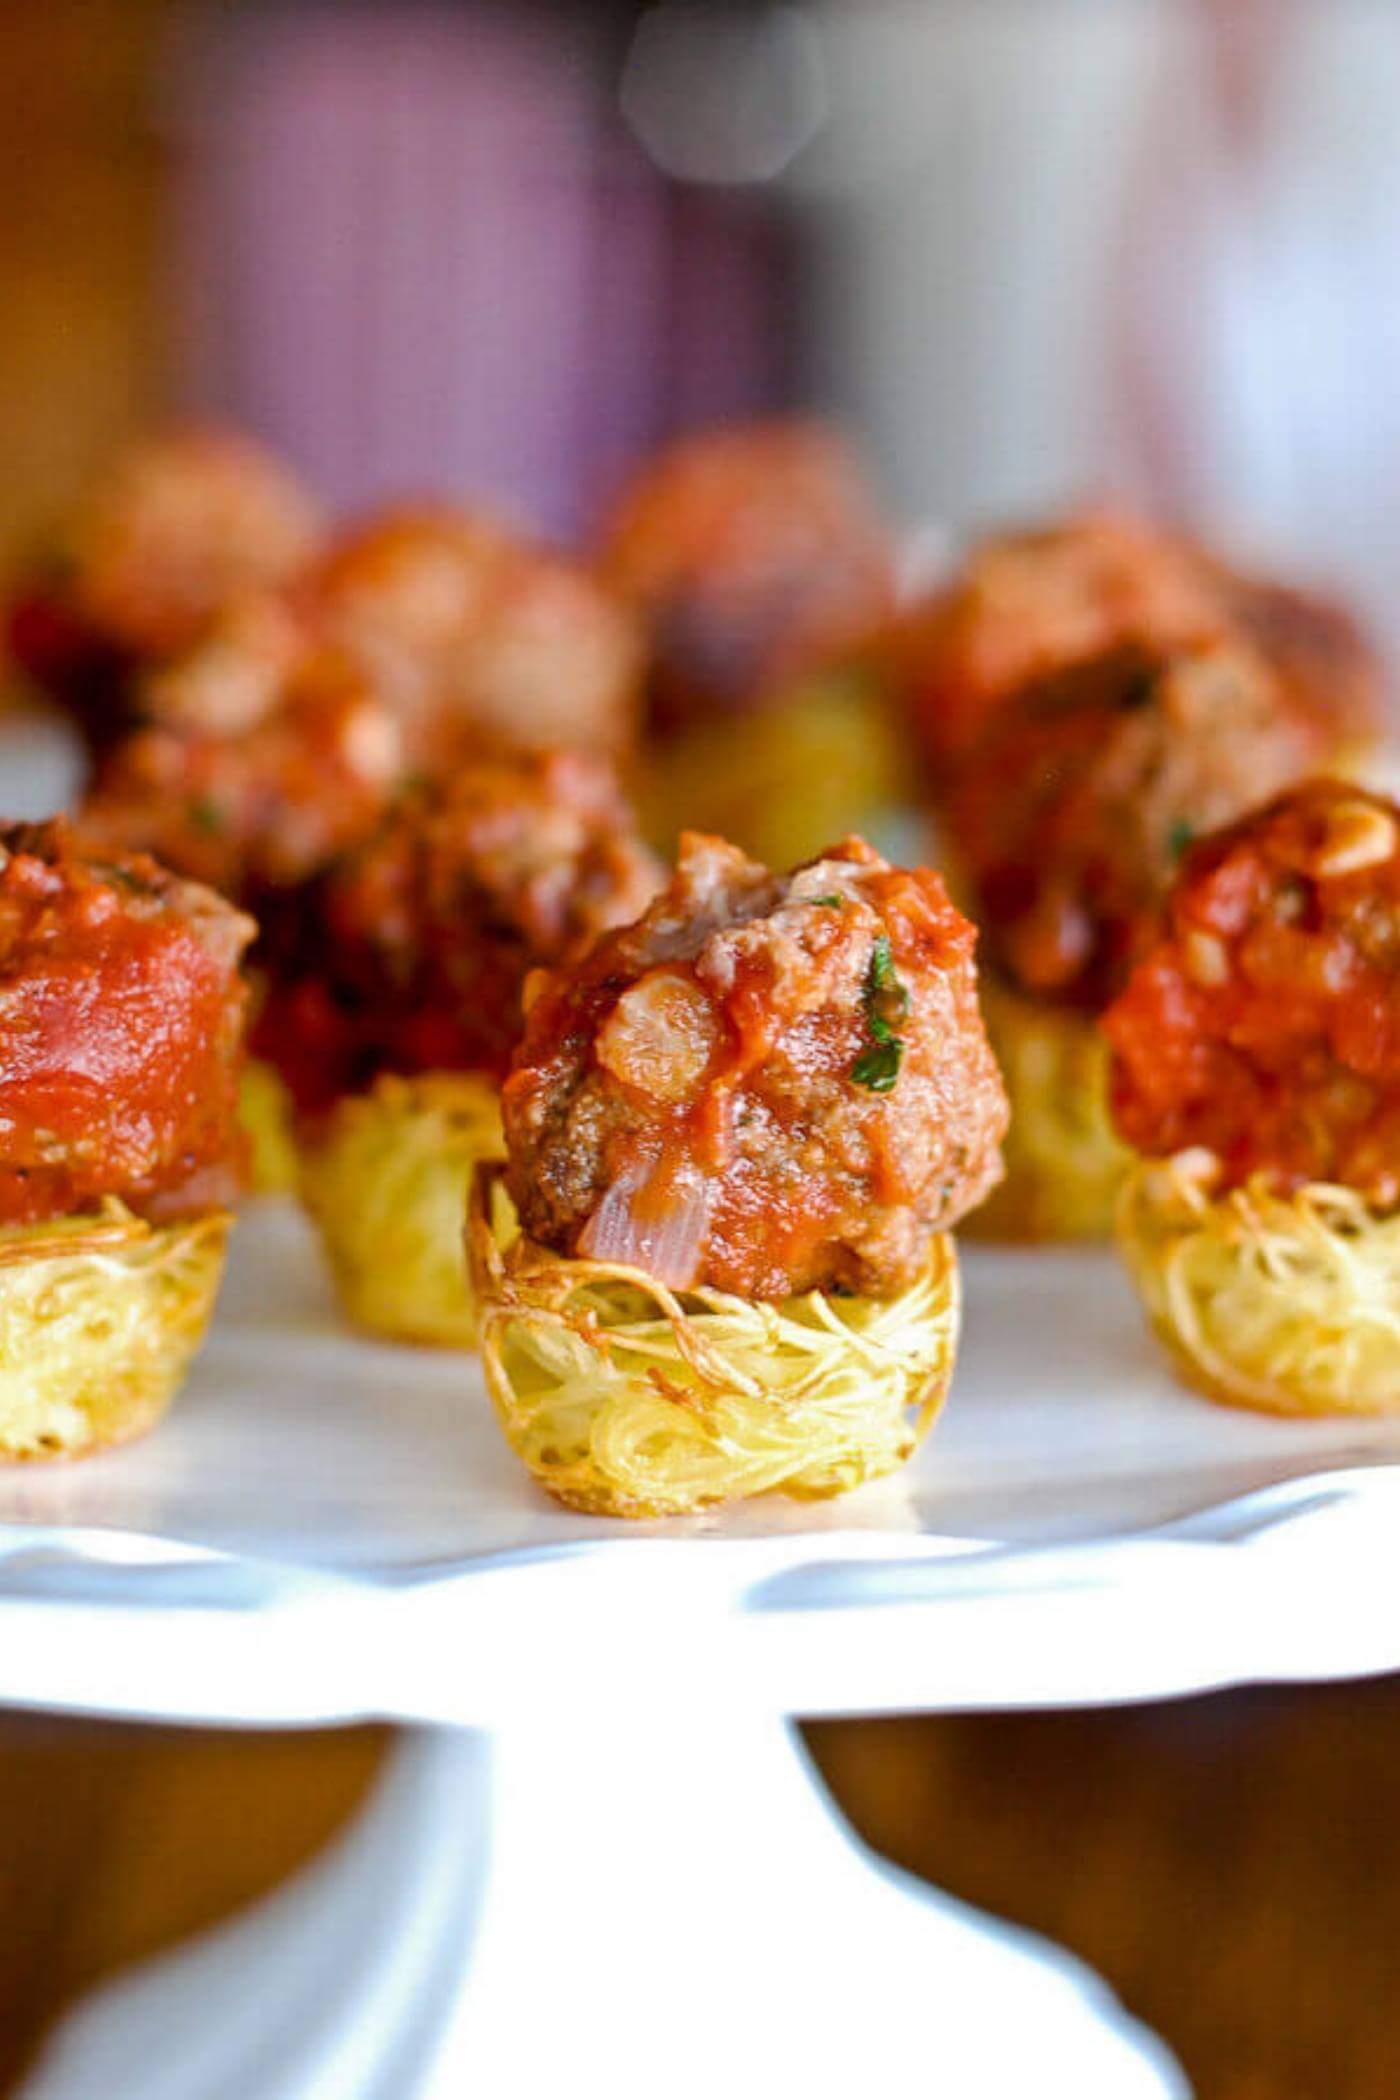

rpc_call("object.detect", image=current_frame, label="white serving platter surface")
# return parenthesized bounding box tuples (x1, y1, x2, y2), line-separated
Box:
(0, 1200, 1397, 1730)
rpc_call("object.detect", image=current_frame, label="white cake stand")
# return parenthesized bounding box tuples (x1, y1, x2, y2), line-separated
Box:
(6, 719, 1398, 2098)
(9, 1211, 1400, 2100)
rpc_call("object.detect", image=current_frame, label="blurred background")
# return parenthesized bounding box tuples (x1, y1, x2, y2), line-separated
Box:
(7, 0, 1400, 639)
(4, 3, 1400, 2095)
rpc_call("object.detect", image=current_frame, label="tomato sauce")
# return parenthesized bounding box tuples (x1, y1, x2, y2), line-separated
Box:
(252, 752, 660, 1119)
(1104, 782, 1400, 1200)
(0, 825, 252, 1224)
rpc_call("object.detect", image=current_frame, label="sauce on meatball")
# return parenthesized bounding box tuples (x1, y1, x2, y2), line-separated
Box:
(0, 822, 254, 1224)
(502, 832, 1008, 1300)
(1105, 781, 1400, 1203)
(254, 750, 661, 1115)
(945, 638, 1321, 1012)
(309, 506, 643, 759)
(81, 649, 407, 914)
(599, 421, 896, 734)
(900, 506, 1379, 771)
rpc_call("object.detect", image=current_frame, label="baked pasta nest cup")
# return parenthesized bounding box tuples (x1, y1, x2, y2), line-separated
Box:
(0, 1199, 229, 1460)
(300, 1072, 504, 1348)
(238, 1057, 300, 1196)
(637, 668, 907, 870)
(1117, 1150, 1400, 1417)
(468, 1164, 960, 1517)
(967, 976, 1130, 1243)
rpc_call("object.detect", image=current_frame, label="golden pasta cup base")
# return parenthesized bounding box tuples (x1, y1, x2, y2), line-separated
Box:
(239, 1056, 301, 1195)
(1117, 1155, 1400, 1417)
(0, 1202, 230, 1460)
(468, 1165, 961, 1518)
(300, 1072, 504, 1349)
(968, 978, 1130, 1243)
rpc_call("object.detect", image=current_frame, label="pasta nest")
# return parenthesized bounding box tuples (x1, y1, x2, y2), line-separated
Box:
(967, 975, 1130, 1242)
(300, 1071, 504, 1347)
(238, 1057, 300, 1195)
(638, 669, 906, 868)
(1117, 1150, 1400, 1416)
(468, 1165, 960, 1517)
(0, 1200, 229, 1460)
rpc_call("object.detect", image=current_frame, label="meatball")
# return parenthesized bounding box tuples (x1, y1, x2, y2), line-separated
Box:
(899, 506, 1378, 771)
(80, 649, 407, 911)
(1220, 571, 1382, 757)
(53, 500, 643, 767)
(503, 832, 1008, 1301)
(309, 507, 643, 757)
(0, 821, 254, 1224)
(254, 750, 661, 1114)
(598, 421, 896, 733)
(133, 588, 312, 741)
(8, 428, 322, 739)
(945, 638, 1322, 1013)
(898, 509, 1227, 770)
(1105, 782, 1400, 1203)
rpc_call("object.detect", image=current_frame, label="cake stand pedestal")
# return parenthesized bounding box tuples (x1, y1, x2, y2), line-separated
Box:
(21, 1693, 1183, 2099)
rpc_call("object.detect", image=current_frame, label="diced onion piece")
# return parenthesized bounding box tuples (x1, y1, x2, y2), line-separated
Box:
(576, 1153, 711, 1288)
(1309, 800, 1398, 879)
(595, 971, 717, 1103)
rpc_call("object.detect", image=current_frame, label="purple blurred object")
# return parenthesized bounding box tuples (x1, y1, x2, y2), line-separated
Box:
(168, 1, 794, 539)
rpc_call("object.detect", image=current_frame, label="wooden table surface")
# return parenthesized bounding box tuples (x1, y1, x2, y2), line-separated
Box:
(1, 1688, 1397, 2099)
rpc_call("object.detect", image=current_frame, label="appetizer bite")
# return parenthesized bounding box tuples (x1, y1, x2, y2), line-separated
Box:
(470, 831, 1007, 1516)
(81, 502, 640, 814)
(82, 649, 406, 912)
(0, 821, 252, 1456)
(8, 427, 322, 747)
(1107, 781, 1400, 1416)
(80, 648, 409, 1192)
(77, 500, 645, 1190)
(1207, 565, 1383, 767)
(309, 505, 644, 760)
(599, 420, 903, 865)
(257, 750, 660, 1345)
(944, 637, 1321, 1238)
(899, 506, 1382, 779)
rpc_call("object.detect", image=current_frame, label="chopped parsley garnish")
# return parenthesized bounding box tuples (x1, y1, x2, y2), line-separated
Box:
(96, 862, 144, 893)
(810, 893, 845, 909)
(851, 933, 910, 1093)
(851, 1040, 902, 1092)
(865, 935, 910, 1032)
(1168, 819, 1194, 862)
(189, 796, 226, 837)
